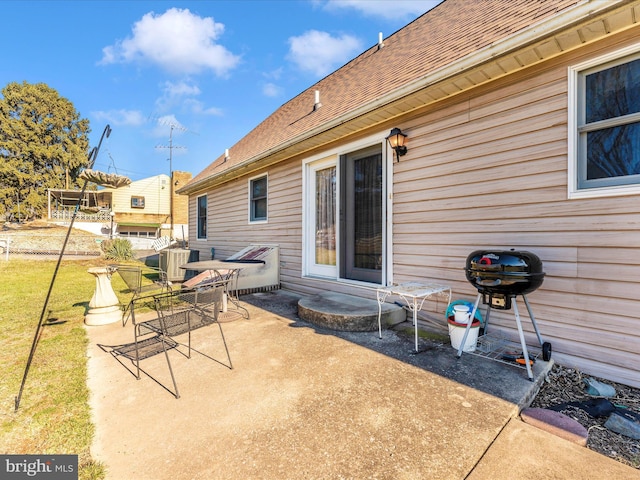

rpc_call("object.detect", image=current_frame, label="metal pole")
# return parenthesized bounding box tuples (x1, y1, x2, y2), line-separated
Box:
(169, 125, 174, 239)
(15, 125, 111, 411)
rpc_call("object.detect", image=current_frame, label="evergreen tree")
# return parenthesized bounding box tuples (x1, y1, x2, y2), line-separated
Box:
(0, 81, 90, 221)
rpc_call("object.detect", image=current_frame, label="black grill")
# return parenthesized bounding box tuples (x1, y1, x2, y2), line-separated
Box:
(465, 249, 545, 309)
(460, 248, 552, 370)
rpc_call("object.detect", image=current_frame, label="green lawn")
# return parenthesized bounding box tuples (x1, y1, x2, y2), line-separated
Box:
(0, 258, 132, 480)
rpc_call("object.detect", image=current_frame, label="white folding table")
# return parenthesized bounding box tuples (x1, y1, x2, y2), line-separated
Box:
(376, 282, 451, 353)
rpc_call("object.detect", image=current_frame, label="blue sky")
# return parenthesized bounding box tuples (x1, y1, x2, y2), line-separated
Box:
(1, 0, 442, 181)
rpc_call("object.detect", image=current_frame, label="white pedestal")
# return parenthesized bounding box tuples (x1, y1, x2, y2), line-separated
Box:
(85, 267, 121, 326)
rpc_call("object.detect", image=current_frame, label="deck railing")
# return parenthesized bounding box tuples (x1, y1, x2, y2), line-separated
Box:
(50, 210, 112, 222)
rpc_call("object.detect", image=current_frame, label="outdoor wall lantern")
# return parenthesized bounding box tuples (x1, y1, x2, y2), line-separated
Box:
(386, 127, 408, 161)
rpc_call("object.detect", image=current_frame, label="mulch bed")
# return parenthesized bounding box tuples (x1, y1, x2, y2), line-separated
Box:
(530, 364, 640, 469)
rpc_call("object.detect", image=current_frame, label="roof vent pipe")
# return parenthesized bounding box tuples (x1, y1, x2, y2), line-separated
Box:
(378, 32, 384, 50)
(313, 90, 322, 111)
(224, 148, 229, 161)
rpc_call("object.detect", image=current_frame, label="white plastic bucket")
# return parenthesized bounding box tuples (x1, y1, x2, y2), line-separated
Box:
(453, 305, 471, 324)
(448, 317, 480, 352)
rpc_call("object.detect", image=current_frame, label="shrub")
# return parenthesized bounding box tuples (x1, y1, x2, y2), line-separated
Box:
(101, 238, 133, 260)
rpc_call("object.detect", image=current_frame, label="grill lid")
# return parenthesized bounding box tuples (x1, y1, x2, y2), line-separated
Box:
(465, 249, 545, 296)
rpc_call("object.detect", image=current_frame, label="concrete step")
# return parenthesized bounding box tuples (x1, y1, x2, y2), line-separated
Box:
(298, 291, 405, 332)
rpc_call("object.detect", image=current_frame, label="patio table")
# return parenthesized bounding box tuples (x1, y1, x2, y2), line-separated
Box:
(377, 282, 451, 353)
(180, 260, 263, 320)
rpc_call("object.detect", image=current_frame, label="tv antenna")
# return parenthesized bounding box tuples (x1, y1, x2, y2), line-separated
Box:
(155, 119, 187, 238)
(155, 120, 187, 175)
(106, 150, 121, 175)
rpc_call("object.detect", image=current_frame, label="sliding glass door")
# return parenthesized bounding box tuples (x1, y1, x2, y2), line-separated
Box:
(304, 143, 385, 284)
(306, 158, 337, 278)
(340, 145, 383, 283)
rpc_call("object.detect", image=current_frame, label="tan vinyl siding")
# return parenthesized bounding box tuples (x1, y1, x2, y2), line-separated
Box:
(390, 40, 640, 388)
(188, 160, 384, 298)
(107, 175, 170, 215)
(189, 21, 640, 388)
(188, 161, 305, 291)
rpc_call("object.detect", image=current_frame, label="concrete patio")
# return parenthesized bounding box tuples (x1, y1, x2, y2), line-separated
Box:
(86, 290, 639, 479)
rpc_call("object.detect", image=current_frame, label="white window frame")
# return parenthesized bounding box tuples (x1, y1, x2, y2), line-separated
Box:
(303, 155, 338, 279)
(196, 194, 207, 240)
(248, 173, 268, 224)
(568, 42, 640, 199)
(130, 196, 145, 209)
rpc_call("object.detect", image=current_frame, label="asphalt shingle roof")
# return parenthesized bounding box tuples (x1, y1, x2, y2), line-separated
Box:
(187, 0, 581, 189)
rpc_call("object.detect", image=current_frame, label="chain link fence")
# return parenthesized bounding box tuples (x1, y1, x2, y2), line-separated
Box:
(0, 232, 103, 260)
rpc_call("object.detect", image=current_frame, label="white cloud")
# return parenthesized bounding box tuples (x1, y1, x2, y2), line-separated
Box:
(99, 8, 241, 77)
(263, 83, 284, 97)
(320, 0, 441, 20)
(161, 80, 201, 97)
(183, 98, 223, 116)
(287, 30, 363, 77)
(263, 68, 283, 81)
(152, 114, 186, 137)
(154, 80, 221, 116)
(92, 109, 146, 127)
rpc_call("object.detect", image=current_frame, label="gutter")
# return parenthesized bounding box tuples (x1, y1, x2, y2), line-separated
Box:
(181, 0, 627, 195)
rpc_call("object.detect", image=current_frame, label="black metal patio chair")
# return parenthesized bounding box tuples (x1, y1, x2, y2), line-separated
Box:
(121, 284, 231, 398)
(113, 264, 172, 326)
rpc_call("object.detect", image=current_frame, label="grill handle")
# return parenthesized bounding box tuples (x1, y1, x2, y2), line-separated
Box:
(476, 277, 502, 287)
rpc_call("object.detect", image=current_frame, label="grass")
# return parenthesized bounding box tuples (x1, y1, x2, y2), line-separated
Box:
(0, 257, 135, 480)
(396, 325, 450, 343)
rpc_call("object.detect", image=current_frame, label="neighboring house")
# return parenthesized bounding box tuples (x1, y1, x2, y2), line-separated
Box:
(178, 0, 640, 388)
(49, 171, 192, 246)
